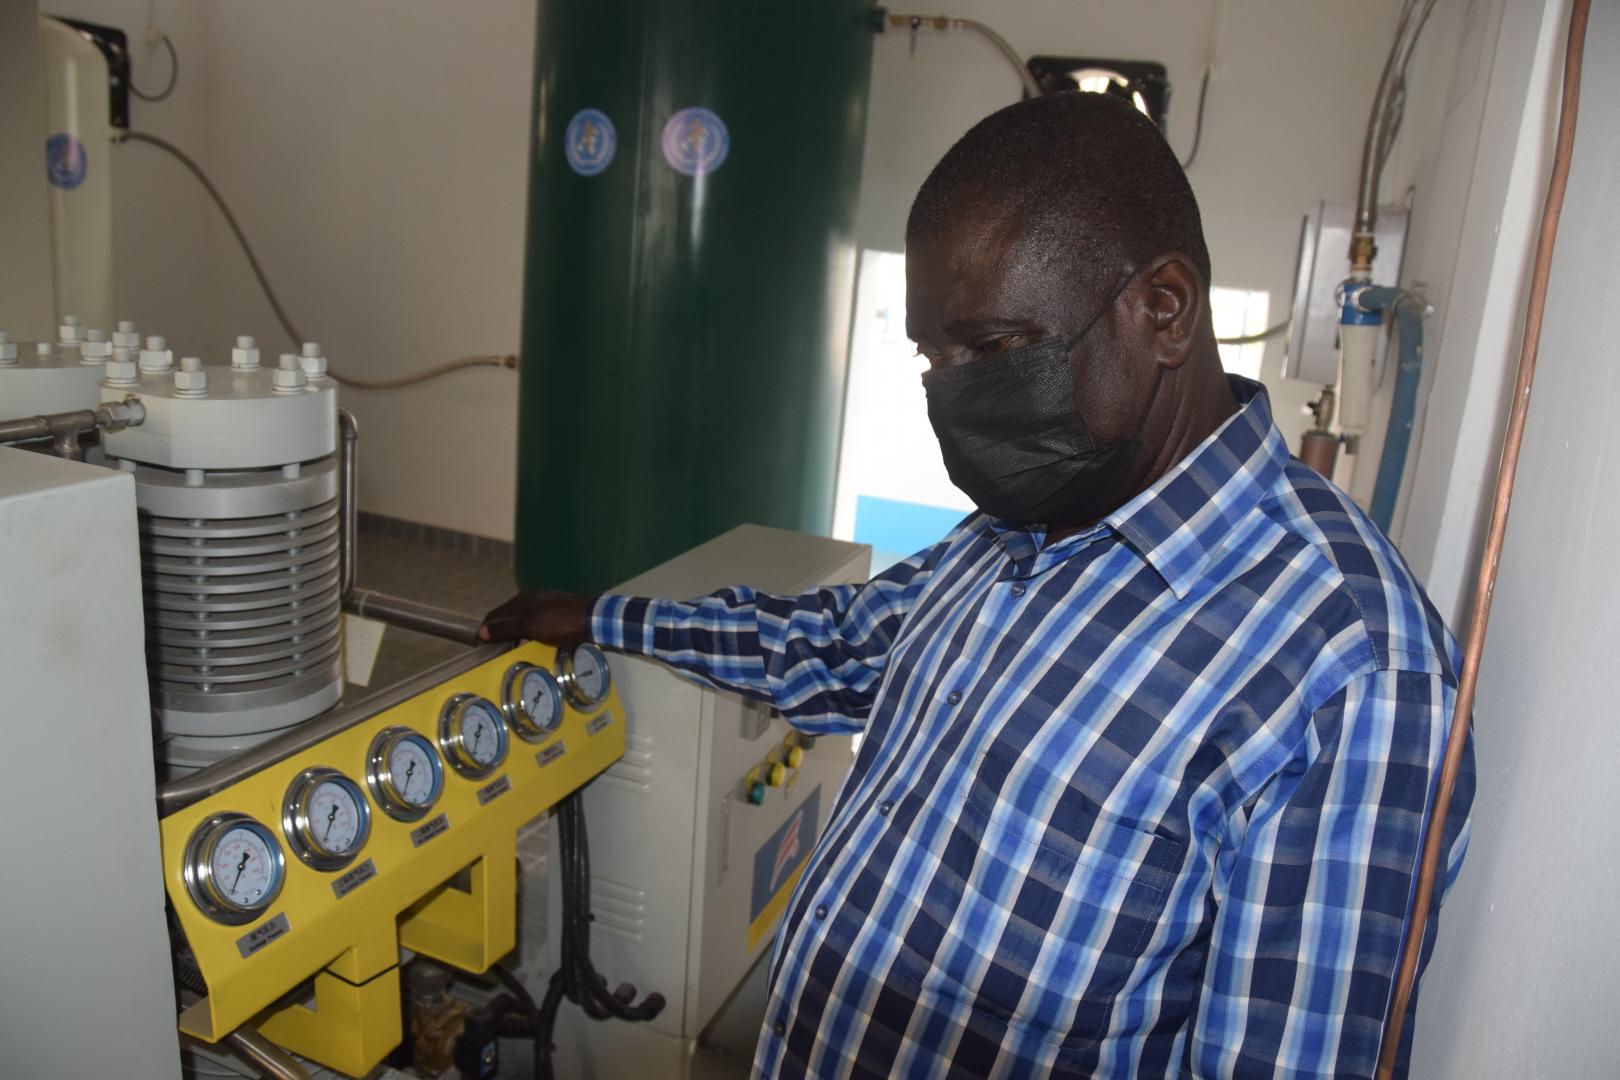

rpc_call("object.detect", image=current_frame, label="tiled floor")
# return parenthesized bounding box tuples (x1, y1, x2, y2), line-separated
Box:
(349, 528, 520, 695)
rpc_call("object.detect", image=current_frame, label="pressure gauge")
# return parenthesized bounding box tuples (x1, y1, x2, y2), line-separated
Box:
(438, 693, 509, 779)
(281, 767, 371, 871)
(365, 727, 445, 821)
(557, 643, 612, 710)
(182, 813, 286, 925)
(501, 662, 565, 741)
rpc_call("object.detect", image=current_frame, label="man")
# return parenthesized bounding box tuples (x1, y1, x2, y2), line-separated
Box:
(482, 92, 1473, 1078)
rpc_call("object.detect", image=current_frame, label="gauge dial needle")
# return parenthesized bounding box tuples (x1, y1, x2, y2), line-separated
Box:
(323, 804, 338, 843)
(231, 852, 250, 892)
(472, 726, 484, 753)
(404, 760, 416, 791)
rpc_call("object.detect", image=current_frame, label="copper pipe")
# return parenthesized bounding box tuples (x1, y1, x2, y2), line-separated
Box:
(1374, 0, 1590, 1075)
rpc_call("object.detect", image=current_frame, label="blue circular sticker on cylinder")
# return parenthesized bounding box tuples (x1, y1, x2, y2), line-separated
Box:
(661, 107, 729, 177)
(564, 109, 617, 176)
(45, 132, 88, 190)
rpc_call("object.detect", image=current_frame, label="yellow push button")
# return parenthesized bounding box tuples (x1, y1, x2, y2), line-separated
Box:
(785, 745, 804, 769)
(767, 762, 788, 787)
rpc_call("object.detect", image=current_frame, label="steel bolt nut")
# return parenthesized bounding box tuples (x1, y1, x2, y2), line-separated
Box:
(140, 336, 173, 373)
(298, 342, 328, 380)
(81, 330, 111, 364)
(113, 321, 141, 350)
(273, 354, 308, 394)
(231, 335, 260, 370)
(58, 315, 83, 344)
(174, 356, 209, 396)
(104, 348, 139, 386)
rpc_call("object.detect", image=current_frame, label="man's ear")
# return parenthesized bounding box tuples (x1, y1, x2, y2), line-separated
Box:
(1129, 254, 1204, 371)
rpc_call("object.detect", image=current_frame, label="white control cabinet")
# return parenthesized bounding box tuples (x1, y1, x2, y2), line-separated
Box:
(535, 525, 870, 1078)
(0, 449, 180, 1077)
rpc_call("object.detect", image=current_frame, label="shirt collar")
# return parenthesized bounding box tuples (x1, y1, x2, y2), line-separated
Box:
(1104, 375, 1288, 599)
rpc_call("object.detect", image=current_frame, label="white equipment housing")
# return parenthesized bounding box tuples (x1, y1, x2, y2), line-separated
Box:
(0, 448, 180, 1076)
(529, 524, 871, 1078)
(101, 347, 346, 776)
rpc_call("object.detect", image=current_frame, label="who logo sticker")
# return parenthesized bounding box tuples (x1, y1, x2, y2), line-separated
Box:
(564, 108, 616, 176)
(661, 107, 729, 177)
(45, 132, 87, 190)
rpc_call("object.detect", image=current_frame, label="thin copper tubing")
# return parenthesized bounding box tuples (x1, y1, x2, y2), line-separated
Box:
(1373, 0, 1591, 1076)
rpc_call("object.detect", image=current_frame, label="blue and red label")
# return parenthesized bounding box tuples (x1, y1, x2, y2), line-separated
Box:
(748, 785, 820, 948)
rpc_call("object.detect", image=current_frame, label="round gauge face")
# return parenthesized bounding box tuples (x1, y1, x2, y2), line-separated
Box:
(518, 668, 563, 734)
(458, 699, 505, 767)
(389, 736, 441, 807)
(566, 644, 612, 707)
(308, 780, 364, 855)
(211, 825, 279, 910)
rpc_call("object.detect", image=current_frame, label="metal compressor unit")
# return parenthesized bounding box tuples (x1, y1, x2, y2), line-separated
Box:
(99, 338, 345, 776)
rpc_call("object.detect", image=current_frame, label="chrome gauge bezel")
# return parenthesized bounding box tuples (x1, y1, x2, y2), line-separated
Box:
(556, 643, 612, 710)
(182, 812, 287, 925)
(280, 767, 371, 872)
(365, 726, 445, 822)
(438, 692, 510, 779)
(500, 662, 565, 742)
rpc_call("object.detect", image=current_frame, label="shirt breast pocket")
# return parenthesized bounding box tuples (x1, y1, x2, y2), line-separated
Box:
(939, 744, 1187, 1039)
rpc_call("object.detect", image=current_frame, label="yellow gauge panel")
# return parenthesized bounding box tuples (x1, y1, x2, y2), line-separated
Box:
(158, 641, 624, 1077)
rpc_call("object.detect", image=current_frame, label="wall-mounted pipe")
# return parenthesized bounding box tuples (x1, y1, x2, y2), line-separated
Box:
(1360, 291, 1427, 529)
(1351, 0, 1438, 272)
(875, 10, 1043, 99)
(1374, 0, 1590, 1073)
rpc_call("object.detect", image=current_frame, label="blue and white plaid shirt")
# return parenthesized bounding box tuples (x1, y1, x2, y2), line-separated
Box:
(592, 378, 1473, 1078)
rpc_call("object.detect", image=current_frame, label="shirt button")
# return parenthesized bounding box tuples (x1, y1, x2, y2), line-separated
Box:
(815, 904, 828, 919)
(879, 800, 893, 816)
(774, 1018, 787, 1037)
(1010, 582, 1026, 597)
(946, 690, 962, 705)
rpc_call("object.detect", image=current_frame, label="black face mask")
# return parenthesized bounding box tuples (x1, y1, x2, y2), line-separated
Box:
(922, 283, 1156, 528)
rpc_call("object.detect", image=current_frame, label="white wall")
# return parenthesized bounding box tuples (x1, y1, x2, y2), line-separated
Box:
(51, 0, 535, 541)
(855, 0, 1403, 453)
(0, 1, 55, 339)
(1407, 3, 1620, 1073)
(57, 2, 1422, 541)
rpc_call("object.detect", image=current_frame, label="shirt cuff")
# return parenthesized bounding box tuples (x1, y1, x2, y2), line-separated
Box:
(590, 593, 658, 655)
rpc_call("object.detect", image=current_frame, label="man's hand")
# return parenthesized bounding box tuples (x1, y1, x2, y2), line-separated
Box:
(477, 591, 597, 647)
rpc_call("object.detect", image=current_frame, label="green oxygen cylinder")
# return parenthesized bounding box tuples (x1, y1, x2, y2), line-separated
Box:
(514, 1, 875, 593)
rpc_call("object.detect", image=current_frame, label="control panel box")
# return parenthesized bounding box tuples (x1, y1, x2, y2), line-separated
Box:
(538, 524, 870, 1078)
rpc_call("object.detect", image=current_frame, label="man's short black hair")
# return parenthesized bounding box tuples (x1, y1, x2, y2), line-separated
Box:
(907, 91, 1211, 291)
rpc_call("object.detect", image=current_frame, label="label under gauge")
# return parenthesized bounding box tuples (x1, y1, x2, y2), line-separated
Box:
(409, 813, 450, 848)
(477, 775, 511, 805)
(537, 741, 567, 767)
(586, 713, 612, 736)
(236, 912, 291, 959)
(331, 859, 378, 899)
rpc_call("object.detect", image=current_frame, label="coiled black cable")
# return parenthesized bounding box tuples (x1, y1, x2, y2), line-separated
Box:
(532, 791, 665, 1080)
